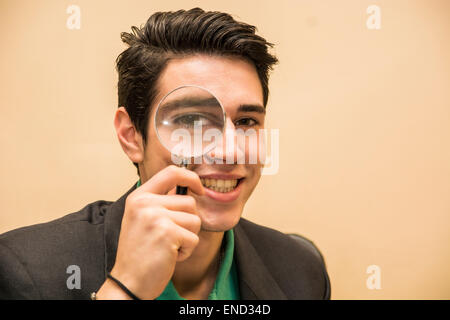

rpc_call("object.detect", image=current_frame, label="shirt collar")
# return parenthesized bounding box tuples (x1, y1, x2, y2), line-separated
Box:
(156, 228, 236, 300)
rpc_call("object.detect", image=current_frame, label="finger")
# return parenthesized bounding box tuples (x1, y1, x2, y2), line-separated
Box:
(139, 165, 204, 196)
(175, 226, 200, 262)
(165, 210, 201, 235)
(144, 194, 197, 214)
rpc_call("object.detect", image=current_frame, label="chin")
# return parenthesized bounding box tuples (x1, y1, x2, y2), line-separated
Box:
(199, 206, 242, 232)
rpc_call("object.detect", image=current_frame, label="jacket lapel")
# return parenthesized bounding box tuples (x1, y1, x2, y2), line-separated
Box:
(234, 220, 287, 300)
(103, 183, 137, 275)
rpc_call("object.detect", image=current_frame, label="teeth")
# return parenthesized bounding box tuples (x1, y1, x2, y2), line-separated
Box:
(200, 178, 239, 193)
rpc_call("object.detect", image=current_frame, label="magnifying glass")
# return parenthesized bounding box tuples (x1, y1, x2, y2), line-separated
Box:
(154, 85, 226, 195)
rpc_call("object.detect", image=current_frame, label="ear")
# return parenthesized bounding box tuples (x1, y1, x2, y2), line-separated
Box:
(114, 107, 144, 164)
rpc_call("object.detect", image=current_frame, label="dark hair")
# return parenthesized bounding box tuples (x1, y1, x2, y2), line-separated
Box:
(116, 8, 278, 174)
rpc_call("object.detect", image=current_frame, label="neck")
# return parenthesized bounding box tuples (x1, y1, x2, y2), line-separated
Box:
(172, 230, 224, 299)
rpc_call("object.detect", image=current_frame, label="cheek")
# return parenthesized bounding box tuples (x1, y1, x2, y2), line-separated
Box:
(246, 165, 262, 189)
(240, 130, 265, 165)
(143, 128, 174, 177)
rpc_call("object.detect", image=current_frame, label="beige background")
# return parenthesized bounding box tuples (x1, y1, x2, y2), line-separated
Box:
(1, 0, 449, 299)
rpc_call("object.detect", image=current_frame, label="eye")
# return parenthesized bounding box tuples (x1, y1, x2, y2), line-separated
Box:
(235, 118, 258, 127)
(174, 114, 201, 126)
(172, 113, 212, 128)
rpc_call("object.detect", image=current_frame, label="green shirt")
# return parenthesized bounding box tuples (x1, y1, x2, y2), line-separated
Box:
(136, 179, 240, 300)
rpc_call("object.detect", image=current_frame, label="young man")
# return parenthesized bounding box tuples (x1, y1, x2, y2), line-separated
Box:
(0, 8, 330, 300)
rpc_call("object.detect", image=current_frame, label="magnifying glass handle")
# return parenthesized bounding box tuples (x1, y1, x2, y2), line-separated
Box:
(176, 159, 189, 195)
(176, 185, 188, 195)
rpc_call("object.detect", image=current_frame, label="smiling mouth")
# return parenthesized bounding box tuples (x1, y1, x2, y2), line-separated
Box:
(200, 178, 243, 193)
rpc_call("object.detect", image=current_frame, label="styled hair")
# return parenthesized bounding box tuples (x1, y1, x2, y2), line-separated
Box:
(116, 8, 278, 173)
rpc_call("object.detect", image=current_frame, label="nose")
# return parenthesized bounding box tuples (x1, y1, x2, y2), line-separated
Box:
(207, 118, 246, 164)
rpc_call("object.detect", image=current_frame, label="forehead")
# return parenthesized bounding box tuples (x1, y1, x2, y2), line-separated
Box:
(152, 55, 264, 116)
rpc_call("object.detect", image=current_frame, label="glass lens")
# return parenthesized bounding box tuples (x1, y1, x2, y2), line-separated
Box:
(154, 86, 225, 159)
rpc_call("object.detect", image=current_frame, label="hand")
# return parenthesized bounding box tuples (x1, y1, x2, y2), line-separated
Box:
(96, 165, 204, 300)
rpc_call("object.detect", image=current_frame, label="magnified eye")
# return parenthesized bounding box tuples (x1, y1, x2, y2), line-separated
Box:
(172, 112, 224, 129)
(173, 114, 201, 127)
(172, 113, 213, 128)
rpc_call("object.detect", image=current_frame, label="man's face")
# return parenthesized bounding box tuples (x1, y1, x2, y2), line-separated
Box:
(140, 55, 265, 232)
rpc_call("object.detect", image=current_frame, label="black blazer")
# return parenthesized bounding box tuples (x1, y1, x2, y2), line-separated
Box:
(0, 184, 331, 300)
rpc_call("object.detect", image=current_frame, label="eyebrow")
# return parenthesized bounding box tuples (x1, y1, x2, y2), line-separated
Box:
(158, 97, 266, 115)
(237, 104, 266, 115)
(158, 97, 222, 114)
